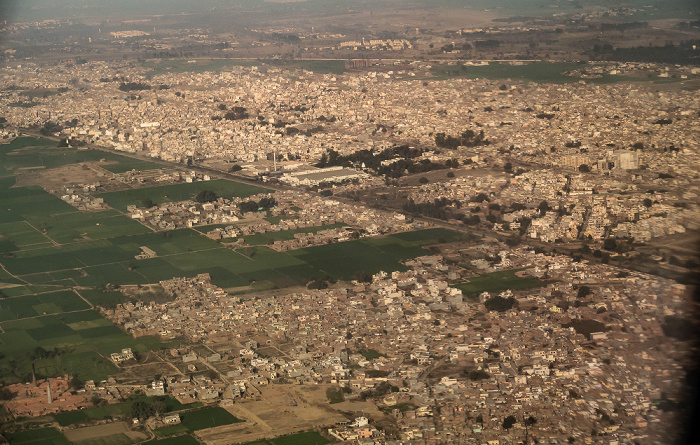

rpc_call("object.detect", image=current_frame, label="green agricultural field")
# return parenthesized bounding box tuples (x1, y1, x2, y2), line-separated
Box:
(288, 228, 463, 281)
(97, 179, 270, 211)
(4, 427, 71, 445)
(143, 436, 199, 445)
(0, 136, 161, 175)
(238, 431, 330, 445)
(0, 310, 166, 383)
(54, 395, 200, 427)
(0, 290, 90, 321)
(453, 269, 551, 297)
(271, 432, 330, 445)
(154, 407, 240, 436)
(77, 289, 131, 308)
(72, 433, 133, 445)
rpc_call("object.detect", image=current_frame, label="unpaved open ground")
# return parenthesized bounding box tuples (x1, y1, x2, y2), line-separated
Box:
(199, 383, 386, 445)
(13, 163, 109, 191)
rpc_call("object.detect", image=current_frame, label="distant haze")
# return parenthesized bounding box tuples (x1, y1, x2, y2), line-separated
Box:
(2, 0, 697, 22)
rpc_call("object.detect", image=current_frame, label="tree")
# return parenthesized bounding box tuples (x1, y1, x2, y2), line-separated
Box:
(130, 400, 154, 420)
(643, 198, 653, 208)
(352, 270, 372, 283)
(239, 200, 260, 213)
(503, 162, 513, 173)
(525, 416, 537, 426)
(69, 376, 83, 390)
(418, 177, 428, 184)
(141, 198, 154, 208)
(579, 164, 591, 172)
(471, 193, 490, 203)
(195, 190, 217, 203)
(503, 415, 517, 429)
(603, 238, 617, 251)
(484, 296, 516, 312)
(577, 285, 592, 298)
(0, 387, 16, 401)
(152, 399, 167, 416)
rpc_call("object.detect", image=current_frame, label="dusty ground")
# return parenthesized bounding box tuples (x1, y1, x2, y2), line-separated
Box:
(200, 383, 383, 445)
(63, 422, 148, 442)
(13, 163, 111, 192)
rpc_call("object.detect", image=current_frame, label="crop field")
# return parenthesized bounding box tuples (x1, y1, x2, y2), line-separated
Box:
(288, 228, 464, 281)
(54, 396, 199, 427)
(0, 289, 90, 321)
(2, 227, 462, 291)
(153, 407, 240, 436)
(0, 309, 165, 383)
(71, 434, 133, 445)
(0, 136, 161, 174)
(97, 179, 270, 211)
(143, 436, 199, 445)
(4, 427, 71, 445)
(0, 313, 143, 381)
(453, 268, 550, 297)
(241, 432, 329, 445)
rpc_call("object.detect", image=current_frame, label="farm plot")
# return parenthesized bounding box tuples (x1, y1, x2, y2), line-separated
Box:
(0, 310, 165, 383)
(0, 136, 160, 174)
(97, 179, 270, 211)
(4, 427, 71, 445)
(153, 407, 241, 436)
(0, 289, 90, 321)
(453, 268, 551, 297)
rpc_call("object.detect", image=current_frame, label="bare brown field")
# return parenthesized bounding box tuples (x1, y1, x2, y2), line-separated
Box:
(13, 163, 106, 191)
(200, 384, 351, 445)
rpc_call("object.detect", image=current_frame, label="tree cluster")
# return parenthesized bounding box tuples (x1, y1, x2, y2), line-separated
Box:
(130, 398, 167, 420)
(195, 190, 217, 203)
(239, 197, 277, 214)
(434, 129, 489, 149)
(402, 198, 461, 221)
(360, 381, 399, 400)
(118, 82, 151, 92)
(223, 106, 249, 120)
(484, 296, 516, 312)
